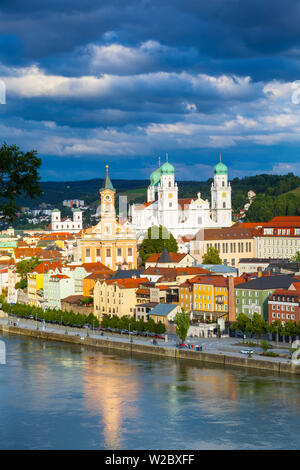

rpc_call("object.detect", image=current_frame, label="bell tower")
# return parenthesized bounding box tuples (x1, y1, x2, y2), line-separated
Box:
(211, 154, 232, 227)
(100, 165, 116, 237)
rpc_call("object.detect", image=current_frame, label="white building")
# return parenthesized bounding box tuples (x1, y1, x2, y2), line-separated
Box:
(131, 156, 232, 240)
(51, 208, 83, 233)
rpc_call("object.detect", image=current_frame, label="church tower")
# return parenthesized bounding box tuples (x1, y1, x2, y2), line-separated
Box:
(100, 165, 116, 237)
(157, 155, 178, 230)
(211, 155, 232, 227)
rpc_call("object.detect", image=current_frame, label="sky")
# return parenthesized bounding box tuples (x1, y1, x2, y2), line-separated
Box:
(0, 0, 300, 182)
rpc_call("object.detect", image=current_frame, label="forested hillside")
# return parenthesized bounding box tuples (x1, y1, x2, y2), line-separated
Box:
(18, 172, 300, 221)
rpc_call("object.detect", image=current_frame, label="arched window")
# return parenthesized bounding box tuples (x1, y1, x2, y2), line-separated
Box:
(222, 181, 225, 187)
(169, 181, 171, 187)
(223, 202, 226, 208)
(198, 217, 202, 224)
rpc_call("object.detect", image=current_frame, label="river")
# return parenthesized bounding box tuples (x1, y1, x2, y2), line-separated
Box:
(0, 332, 300, 450)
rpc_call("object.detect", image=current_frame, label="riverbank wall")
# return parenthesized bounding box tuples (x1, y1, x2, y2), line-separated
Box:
(1, 323, 300, 376)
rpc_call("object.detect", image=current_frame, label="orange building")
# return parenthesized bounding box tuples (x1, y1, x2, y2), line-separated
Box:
(79, 166, 138, 271)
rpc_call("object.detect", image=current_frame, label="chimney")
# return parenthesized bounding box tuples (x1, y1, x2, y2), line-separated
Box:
(228, 276, 236, 322)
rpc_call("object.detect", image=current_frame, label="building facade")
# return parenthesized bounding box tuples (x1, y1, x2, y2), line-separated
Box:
(78, 166, 138, 270)
(51, 208, 83, 233)
(190, 227, 255, 267)
(254, 217, 300, 259)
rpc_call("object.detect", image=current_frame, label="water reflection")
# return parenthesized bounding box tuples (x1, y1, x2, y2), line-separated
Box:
(83, 353, 140, 449)
(1, 334, 300, 449)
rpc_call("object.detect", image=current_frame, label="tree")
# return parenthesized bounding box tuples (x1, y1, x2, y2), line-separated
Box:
(291, 251, 300, 262)
(260, 340, 270, 353)
(174, 308, 190, 344)
(202, 246, 222, 265)
(267, 319, 282, 345)
(0, 143, 42, 221)
(16, 257, 41, 288)
(248, 313, 267, 345)
(230, 313, 252, 343)
(139, 225, 178, 264)
(283, 320, 298, 343)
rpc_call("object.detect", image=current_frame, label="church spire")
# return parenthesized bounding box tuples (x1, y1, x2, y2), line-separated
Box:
(101, 165, 115, 192)
(219, 152, 222, 162)
(158, 156, 161, 167)
(166, 153, 168, 162)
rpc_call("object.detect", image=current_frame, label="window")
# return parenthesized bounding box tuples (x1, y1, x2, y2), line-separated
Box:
(96, 249, 100, 257)
(128, 247, 132, 256)
(117, 248, 122, 256)
(86, 248, 90, 257)
(106, 248, 111, 257)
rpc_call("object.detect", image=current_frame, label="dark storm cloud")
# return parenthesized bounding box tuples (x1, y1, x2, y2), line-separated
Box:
(0, 0, 300, 179)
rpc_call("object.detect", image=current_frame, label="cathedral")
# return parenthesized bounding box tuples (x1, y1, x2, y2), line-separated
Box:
(131, 156, 232, 239)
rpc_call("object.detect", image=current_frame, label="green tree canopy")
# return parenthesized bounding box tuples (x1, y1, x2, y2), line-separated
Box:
(202, 246, 222, 265)
(16, 257, 41, 280)
(247, 313, 267, 344)
(174, 308, 190, 343)
(139, 225, 178, 264)
(0, 143, 42, 220)
(291, 251, 300, 262)
(230, 313, 252, 343)
(16, 257, 41, 288)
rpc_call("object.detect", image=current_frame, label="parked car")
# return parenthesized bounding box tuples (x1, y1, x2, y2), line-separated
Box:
(240, 349, 254, 355)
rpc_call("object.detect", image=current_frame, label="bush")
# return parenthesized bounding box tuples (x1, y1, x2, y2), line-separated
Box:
(261, 351, 279, 358)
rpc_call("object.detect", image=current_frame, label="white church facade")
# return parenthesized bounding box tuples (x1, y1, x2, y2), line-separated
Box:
(51, 208, 83, 233)
(131, 156, 232, 239)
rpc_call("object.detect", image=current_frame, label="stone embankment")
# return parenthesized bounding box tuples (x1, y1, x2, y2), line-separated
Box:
(1, 323, 300, 376)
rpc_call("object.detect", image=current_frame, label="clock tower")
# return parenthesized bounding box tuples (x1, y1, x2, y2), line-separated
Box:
(100, 165, 116, 237)
(211, 155, 232, 227)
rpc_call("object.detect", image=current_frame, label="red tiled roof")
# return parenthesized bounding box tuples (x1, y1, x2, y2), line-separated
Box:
(194, 227, 257, 241)
(50, 274, 70, 279)
(136, 288, 150, 295)
(188, 275, 229, 287)
(135, 201, 153, 209)
(30, 261, 63, 274)
(178, 198, 193, 208)
(101, 277, 149, 289)
(270, 289, 300, 300)
(81, 262, 113, 273)
(145, 252, 187, 263)
(39, 232, 75, 241)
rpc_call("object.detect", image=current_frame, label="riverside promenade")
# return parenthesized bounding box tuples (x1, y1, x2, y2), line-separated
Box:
(1, 315, 300, 376)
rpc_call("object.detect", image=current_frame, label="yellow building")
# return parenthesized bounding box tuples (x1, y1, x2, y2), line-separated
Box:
(27, 261, 62, 306)
(192, 275, 229, 321)
(94, 277, 148, 319)
(79, 166, 138, 271)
